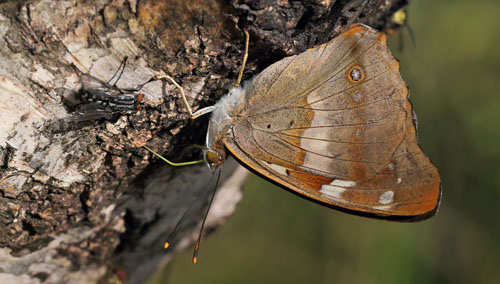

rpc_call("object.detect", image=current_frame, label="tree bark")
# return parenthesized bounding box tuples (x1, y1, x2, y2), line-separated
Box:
(0, 0, 408, 283)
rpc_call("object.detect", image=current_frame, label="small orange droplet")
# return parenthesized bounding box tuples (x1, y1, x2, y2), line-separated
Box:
(193, 257, 197, 264)
(164, 242, 170, 249)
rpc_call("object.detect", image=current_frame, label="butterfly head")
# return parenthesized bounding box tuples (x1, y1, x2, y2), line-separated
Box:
(203, 148, 226, 172)
(204, 85, 248, 172)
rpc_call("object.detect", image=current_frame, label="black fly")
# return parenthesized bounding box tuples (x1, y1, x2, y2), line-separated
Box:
(47, 57, 149, 132)
(66, 56, 145, 122)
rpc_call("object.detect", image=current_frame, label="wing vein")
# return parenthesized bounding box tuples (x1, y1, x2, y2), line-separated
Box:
(259, 129, 382, 164)
(276, 132, 398, 144)
(249, 29, 375, 115)
(248, 130, 351, 178)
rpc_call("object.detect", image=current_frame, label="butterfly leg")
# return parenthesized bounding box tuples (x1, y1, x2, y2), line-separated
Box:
(145, 75, 207, 166)
(235, 30, 249, 87)
(144, 30, 249, 166)
(143, 146, 204, 166)
(153, 73, 216, 119)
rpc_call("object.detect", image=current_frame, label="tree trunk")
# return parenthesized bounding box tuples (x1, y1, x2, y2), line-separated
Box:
(0, 0, 408, 283)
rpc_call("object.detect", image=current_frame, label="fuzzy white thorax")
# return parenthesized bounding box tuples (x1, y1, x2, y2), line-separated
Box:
(206, 86, 247, 151)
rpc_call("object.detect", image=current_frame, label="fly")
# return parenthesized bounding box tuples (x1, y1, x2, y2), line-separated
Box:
(47, 56, 150, 132)
(69, 56, 145, 121)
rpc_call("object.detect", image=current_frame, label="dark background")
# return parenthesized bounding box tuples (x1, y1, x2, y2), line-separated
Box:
(150, 0, 500, 283)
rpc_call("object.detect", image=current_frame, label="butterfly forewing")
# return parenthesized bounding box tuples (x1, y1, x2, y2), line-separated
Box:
(243, 24, 407, 181)
(225, 24, 440, 219)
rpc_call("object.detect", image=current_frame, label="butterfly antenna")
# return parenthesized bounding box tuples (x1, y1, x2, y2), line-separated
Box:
(235, 30, 249, 87)
(406, 25, 417, 47)
(163, 170, 219, 249)
(193, 167, 221, 264)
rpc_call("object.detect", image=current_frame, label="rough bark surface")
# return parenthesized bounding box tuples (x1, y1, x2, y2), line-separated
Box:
(0, 0, 408, 283)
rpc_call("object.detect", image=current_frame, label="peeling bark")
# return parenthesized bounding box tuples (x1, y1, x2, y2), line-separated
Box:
(0, 0, 408, 283)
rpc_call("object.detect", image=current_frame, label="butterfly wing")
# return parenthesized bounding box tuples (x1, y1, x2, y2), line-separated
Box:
(224, 24, 440, 219)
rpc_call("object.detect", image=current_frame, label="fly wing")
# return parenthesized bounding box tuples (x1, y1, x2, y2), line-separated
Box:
(80, 74, 109, 93)
(64, 104, 115, 121)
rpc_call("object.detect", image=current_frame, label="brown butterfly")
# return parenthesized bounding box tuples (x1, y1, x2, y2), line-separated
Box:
(146, 23, 441, 261)
(202, 24, 441, 220)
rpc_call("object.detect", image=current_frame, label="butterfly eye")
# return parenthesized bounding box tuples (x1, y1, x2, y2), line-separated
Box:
(205, 151, 220, 164)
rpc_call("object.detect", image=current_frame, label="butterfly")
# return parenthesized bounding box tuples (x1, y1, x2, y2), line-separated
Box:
(146, 23, 441, 261)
